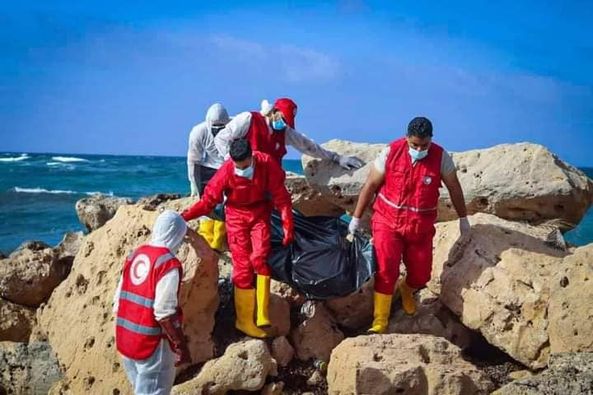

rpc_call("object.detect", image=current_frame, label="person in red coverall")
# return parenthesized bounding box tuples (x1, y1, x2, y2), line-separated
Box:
(181, 139, 294, 338)
(349, 117, 470, 334)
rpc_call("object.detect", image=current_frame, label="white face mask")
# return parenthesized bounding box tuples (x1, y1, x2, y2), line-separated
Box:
(234, 159, 254, 179)
(408, 146, 429, 161)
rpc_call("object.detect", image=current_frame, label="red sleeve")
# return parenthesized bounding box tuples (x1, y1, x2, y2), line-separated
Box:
(267, 156, 292, 213)
(181, 165, 228, 221)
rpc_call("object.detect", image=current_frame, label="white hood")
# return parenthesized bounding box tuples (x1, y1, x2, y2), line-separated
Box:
(205, 103, 230, 132)
(150, 210, 187, 254)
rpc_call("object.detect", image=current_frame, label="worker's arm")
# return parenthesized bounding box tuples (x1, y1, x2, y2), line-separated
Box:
(214, 112, 252, 159)
(112, 275, 123, 314)
(286, 128, 364, 169)
(181, 166, 227, 221)
(352, 166, 385, 219)
(187, 126, 205, 196)
(267, 158, 294, 245)
(441, 170, 467, 218)
(153, 269, 180, 320)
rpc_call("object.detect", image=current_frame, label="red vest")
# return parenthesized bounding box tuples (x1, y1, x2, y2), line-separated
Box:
(245, 112, 287, 165)
(373, 138, 443, 229)
(116, 245, 182, 360)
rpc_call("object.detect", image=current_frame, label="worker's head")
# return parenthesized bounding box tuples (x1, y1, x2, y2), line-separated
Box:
(406, 117, 433, 160)
(230, 139, 254, 178)
(260, 98, 297, 131)
(273, 98, 297, 129)
(205, 103, 230, 137)
(151, 210, 187, 254)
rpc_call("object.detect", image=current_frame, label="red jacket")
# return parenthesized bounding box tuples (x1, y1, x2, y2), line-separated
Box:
(245, 112, 287, 164)
(116, 245, 182, 360)
(181, 151, 293, 223)
(373, 138, 443, 229)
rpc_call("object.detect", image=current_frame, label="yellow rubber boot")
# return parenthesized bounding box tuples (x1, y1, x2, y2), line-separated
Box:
(399, 280, 417, 316)
(234, 287, 268, 338)
(368, 292, 393, 334)
(198, 219, 215, 247)
(256, 275, 271, 328)
(211, 220, 227, 251)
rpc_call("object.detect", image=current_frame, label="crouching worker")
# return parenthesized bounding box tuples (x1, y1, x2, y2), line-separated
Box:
(113, 210, 191, 395)
(181, 139, 294, 338)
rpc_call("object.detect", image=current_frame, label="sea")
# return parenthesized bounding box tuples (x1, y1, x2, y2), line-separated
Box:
(0, 152, 592, 255)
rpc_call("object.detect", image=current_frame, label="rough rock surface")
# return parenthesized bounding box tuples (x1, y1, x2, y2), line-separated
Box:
(0, 299, 35, 342)
(136, 193, 182, 211)
(271, 336, 295, 367)
(327, 334, 494, 395)
(494, 352, 593, 395)
(0, 243, 72, 307)
(291, 303, 344, 362)
(75, 194, 133, 232)
(36, 203, 219, 395)
(430, 213, 574, 369)
(269, 294, 291, 337)
(303, 141, 593, 231)
(172, 339, 275, 395)
(0, 341, 62, 395)
(54, 232, 84, 261)
(388, 289, 476, 350)
(285, 174, 344, 217)
(325, 280, 373, 330)
(271, 279, 305, 306)
(548, 244, 593, 354)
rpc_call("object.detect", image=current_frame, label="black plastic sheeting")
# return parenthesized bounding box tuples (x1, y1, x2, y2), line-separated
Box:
(268, 210, 375, 300)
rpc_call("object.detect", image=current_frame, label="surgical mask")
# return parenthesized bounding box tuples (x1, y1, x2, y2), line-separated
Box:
(235, 164, 254, 179)
(409, 147, 429, 162)
(271, 118, 287, 131)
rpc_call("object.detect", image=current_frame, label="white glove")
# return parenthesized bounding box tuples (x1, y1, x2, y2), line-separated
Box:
(336, 155, 364, 170)
(348, 217, 361, 235)
(459, 217, 470, 237)
(190, 182, 199, 198)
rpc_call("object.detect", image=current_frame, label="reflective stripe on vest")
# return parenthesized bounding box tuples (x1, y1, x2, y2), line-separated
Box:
(378, 192, 437, 213)
(154, 252, 175, 269)
(119, 290, 154, 308)
(116, 317, 161, 336)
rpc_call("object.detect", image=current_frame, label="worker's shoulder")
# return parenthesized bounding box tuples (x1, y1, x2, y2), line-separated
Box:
(189, 121, 208, 136)
(253, 151, 275, 164)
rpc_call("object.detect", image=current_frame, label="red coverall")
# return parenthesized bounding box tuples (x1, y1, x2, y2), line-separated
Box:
(181, 151, 293, 288)
(371, 138, 444, 294)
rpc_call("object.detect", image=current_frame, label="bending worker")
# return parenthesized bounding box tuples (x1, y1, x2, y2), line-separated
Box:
(181, 139, 294, 338)
(349, 117, 470, 334)
(187, 103, 231, 251)
(113, 210, 192, 395)
(214, 97, 364, 170)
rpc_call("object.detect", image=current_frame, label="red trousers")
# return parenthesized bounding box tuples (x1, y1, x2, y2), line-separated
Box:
(371, 214, 435, 294)
(226, 205, 272, 289)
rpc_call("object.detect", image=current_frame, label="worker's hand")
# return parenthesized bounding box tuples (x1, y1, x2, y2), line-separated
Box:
(459, 217, 471, 237)
(348, 217, 361, 235)
(174, 343, 192, 367)
(190, 182, 199, 198)
(336, 155, 364, 170)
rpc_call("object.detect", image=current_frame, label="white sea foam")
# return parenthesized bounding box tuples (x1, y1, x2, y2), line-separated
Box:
(13, 187, 114, 196)
(51, 156, 89, 163)
(0, 154, 29, 162)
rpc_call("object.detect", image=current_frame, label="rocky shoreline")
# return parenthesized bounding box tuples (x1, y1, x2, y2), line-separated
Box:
(1, 141, 593, 394)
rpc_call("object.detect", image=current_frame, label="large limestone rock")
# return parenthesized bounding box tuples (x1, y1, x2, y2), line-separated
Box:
(36, 203, 219, 395)
(430, 213, 568, 369)
(291, 303, 344, 362)
(172, 339, 276, 395)
(0, 299, 35, 342)
(303, 141, 593, 231)
(75, 194, 133, 232)
(285, 174, 344, 217)
(324, 280, 373, 330)
(327, 334, 494, 395)
(0, 341, 62, 395)
(0, 242, 72, 307)
(548, 244, 593, 354)
(494, 352, 593, 395)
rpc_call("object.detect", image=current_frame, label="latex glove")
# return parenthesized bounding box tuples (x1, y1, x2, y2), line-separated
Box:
(190, 182, 199, 198)
(173, 343, 192, 367)
(459, 217, 471, 237)
(336, 155, 364, 170)
(348, 217, 361, 235)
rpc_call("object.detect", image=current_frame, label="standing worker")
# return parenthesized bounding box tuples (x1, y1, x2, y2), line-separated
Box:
(349, 117, 470, 334)
(113, 210, 193, 395)
(187, 103, 231, 251)
(214, 98, 364, 170)
(181, 139, 294, 338)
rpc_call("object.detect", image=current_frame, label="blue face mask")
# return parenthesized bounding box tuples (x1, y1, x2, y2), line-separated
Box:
(409, 147, 429, 162)
(235, 164, 254, 179)
(271, 118, 287, 131)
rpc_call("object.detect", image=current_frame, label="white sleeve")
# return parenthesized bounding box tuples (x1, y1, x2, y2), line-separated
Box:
(214, 112, 252, 159)
(187, 125, 204, 164)
(285, 128, 336, 161)
(153, 269, 180, 321)
(112, 276, 123, 314)
(373, 146, 390, 174)
(441, 150, 456, 175)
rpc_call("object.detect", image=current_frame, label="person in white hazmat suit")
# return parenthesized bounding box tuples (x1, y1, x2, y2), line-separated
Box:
(113, 210, 201, 395)
(187, 103, 230, 251)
